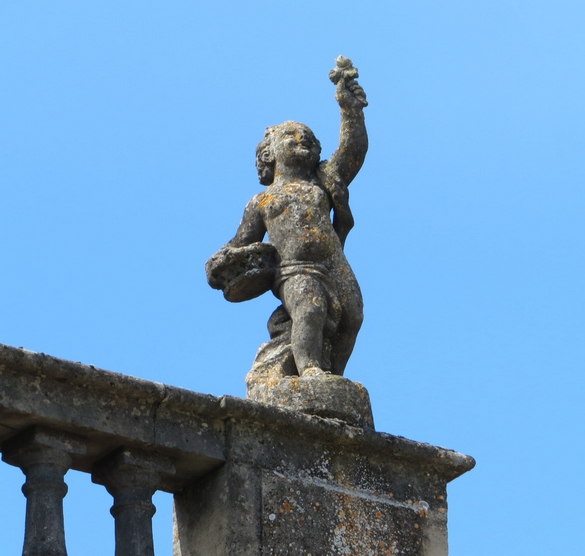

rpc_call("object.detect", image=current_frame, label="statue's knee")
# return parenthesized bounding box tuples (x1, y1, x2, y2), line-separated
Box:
(302, 302, 328, 323)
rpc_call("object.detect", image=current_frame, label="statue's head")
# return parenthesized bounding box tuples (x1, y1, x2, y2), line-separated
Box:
(256, 121, 322, 185)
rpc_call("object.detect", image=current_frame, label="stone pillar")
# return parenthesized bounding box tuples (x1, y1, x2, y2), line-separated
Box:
(173, 398, 475, 556)
(92, 448, 175, 556)
(174, 461, 263, 556)
(2, 426, 86, 556)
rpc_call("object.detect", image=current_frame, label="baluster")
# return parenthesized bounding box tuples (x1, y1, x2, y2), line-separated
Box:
(2, 426, 86, 556)
(92, 448, 175, 556)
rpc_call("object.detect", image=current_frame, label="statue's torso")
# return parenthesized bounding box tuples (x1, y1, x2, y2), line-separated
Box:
(258, 181, 342, 265)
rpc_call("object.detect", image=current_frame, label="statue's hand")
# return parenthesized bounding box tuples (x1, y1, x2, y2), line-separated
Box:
(330, 56, 368, 109)
(336, 78, 368, 109)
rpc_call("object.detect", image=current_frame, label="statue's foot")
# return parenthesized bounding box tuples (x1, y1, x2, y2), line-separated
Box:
(301, 366, 331, 377)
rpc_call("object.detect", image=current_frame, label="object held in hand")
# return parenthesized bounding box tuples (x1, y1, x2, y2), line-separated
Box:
(205, 242, 278, 303)
(329, 56, 368, 107)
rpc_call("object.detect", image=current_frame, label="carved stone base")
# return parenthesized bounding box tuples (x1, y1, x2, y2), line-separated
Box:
(246, 371, 375, 430)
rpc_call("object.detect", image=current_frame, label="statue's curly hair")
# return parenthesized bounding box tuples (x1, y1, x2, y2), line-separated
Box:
(255, 121, 322, 186)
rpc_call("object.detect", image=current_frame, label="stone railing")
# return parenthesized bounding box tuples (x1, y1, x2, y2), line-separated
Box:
(0, 343, 475, 556)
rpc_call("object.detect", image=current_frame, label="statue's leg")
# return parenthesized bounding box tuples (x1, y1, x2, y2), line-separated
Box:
(329, 288, 364, 376)
(280, 274, 328, 374)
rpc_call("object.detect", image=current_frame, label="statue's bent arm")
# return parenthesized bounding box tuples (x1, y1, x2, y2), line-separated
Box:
(225, 195, 266, 248)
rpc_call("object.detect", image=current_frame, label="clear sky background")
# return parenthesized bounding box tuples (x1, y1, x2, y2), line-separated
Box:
(1, 2, 584, 554)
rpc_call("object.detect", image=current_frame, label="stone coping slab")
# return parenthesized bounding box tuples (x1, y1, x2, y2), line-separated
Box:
(0, 343, 475, 487)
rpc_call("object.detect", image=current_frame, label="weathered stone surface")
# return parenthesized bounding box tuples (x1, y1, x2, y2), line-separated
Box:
(206, 56, 368, 382)
(262, 471, 425, 555)
(246, 372, 374, 429)
(0, 343, 225, 490)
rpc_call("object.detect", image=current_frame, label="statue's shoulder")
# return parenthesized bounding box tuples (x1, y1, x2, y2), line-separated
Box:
(251, 186, 284, 210)
(245, 191, 266, 210)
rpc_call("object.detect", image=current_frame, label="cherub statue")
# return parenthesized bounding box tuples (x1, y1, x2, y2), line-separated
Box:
(206, 56, 368, 382)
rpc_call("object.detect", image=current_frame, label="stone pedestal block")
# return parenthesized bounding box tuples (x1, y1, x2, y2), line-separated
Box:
(246, 373, 374, 429)
(174, 397, 474, 556)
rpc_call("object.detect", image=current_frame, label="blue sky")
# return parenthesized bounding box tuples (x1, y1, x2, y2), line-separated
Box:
(1, 2, 584, 554)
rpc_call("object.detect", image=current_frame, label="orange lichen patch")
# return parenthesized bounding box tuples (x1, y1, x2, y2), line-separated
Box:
(289, 378, 301, 393)
(282, 502, 291, 511)
(265, 376, 283, 388)
(258, 193, 275, 209)
(245, 364, 288, 391)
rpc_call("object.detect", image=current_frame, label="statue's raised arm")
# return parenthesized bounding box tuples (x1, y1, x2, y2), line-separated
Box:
(316, 56, 368, 247)
(321, 56, 368, 189)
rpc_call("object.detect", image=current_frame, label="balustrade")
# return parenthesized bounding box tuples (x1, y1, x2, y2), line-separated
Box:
(1, 427, 176, 556)
(0, 343, 226, 555)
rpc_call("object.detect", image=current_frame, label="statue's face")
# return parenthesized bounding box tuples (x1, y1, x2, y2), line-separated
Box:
(272, 123, 320, 168)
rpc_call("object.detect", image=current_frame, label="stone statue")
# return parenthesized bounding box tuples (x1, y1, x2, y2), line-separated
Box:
(207, 57, 370, 420)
